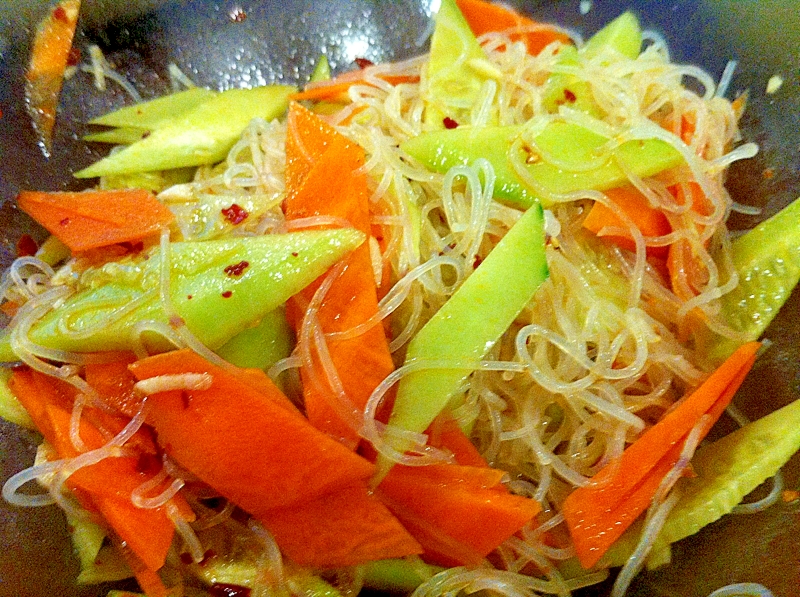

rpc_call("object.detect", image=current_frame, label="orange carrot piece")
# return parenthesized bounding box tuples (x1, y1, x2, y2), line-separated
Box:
(290, 75, 419, 102)
(128, 348, 376, 514)
(9, 368, 184, 572)
(26, 0, 81, 152)
(284, 104, 395, 448)
(562, 341, 761, 568)
(455, 0, 570, 55)
(377, 463, 541, 566)
(428, 412, 488, 468)
(16, 189, 175, 253)
(582, 186, 671, 257)
(258, 482, 422, 568)
(84, 353, 143, 418)
(0, 300, 19, 318)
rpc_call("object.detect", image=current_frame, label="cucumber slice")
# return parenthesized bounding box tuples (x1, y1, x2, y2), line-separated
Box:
(705, 196, 800, 362)
(582, 11, 642, 60)
(424, 0, 490, 126)
(88, 87, 216, 130)
(657, 397, 800, 549)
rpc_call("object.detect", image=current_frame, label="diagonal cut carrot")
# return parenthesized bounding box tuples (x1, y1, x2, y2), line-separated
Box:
(8, 367, 187, 572)
(16, 189, 174, 253)
(455, 0, 570, 55)
(377, 462, 541, 567)
(26, 0, 81, 152)
(284, 103, 395, 448)
(258, 482, 422, 568)
(290, 75, 419, 103)
(128, 348, 377, 514)
(562, 341, 761, 568)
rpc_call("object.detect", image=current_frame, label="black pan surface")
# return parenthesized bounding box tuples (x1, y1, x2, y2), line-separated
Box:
(1, 1, 799, 596)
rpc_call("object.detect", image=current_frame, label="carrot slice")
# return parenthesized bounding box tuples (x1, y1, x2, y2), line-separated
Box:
(582, 186, 671, 257)
(290, 75, 419, 103)
(562, 341, 761, 568)
(258, 482, 422, 568)
(377, 463, 541, 567)
(455, 0, 570, 55)
(284, 103, 395, 448)
(25, 0, 81, 152)
(16, 189, 175, 253)
(128, 348, 376, 514)
(84, 353, 142, 418)
(9, 368, 185, 572)
(427, 412, 488, 468)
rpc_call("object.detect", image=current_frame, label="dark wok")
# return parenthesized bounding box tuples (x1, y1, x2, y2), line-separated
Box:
(1, 1, 799, 596)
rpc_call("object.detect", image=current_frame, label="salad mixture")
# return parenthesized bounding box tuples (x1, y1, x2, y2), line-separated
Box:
(2, 1, 800, 597)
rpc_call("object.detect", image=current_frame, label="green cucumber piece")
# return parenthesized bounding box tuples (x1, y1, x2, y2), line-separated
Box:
(88, 87, 217, 129)
(386, 203, 548, 445)
(363, 559, 444, 593)
(401, 120, 684, 208)
(542, 45, 603, 118)
(582, 11, 642, 60)
(75, 85, 295, 178)
(309, 55, 331, 83)
(0, 367, 36, 429)
(706, 196, 800, 362)
(424, 0, 489, 126)
(83, 127, 149, 145)
(0, 229, 364, 361)
(654, 397, 800, 550)
(216, 307, 294, 371)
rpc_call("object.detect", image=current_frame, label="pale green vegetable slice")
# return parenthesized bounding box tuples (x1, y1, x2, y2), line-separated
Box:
(704, 196, 800, 362)
(379, 204, 548, 478)
(0, 229, 364, 361)
(424, 0, 490, 126)
(216, 307, 294, 371)
(309, 55, 332, 83)
(88, 87, 216, 129)
(75, 85, 295, 178)
(401, 120, 684, 208)
(654, 397, 800, 550)
(582, 11, 642, 59)
(83, 127, 148, 144)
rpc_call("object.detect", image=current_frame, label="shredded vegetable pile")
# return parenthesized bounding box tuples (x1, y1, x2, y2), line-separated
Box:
(3, 2, 800, 597)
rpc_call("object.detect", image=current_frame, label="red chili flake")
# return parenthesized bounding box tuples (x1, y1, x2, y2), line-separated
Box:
(59, 217, 71, 226)
(210, 585, 251, 597)
(179, 552, 194, 565)
(229, 7, 247, 22)
(375, 235, 384, 242)
(563, 89, 577, 103)
(223, 260, 249, 277)
(187, 294, 193, 300)
(67, 47, 81, 66)
(472, 254, 483, 268)
(118, 240, 144, 254)
(53, 5, 68, 22)
(181, 390, 192, 410)
(221, 290, 233, 298)
(16, 234, 38, 257)
(355, 57, 374, 69)
(443, 116, 459, 129)
(136, 453, 161, 475)
(221, 203, 249, 225)
(291, 251, 299, 257)
(199, 549, 217, 567)
(141, 130, 151, 139)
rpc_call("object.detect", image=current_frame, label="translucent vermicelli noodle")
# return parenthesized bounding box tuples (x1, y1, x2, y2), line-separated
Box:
(0, 6, 786, 597)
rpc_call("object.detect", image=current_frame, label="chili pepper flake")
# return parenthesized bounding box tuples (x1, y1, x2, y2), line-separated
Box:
(221, 290, 233, 298)
(224, 260, 249, 277)
(221, 203, 249, 225)
(443, 116, 459, 129)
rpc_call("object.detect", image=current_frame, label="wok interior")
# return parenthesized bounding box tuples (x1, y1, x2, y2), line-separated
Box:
(0, 1, 798, 595)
